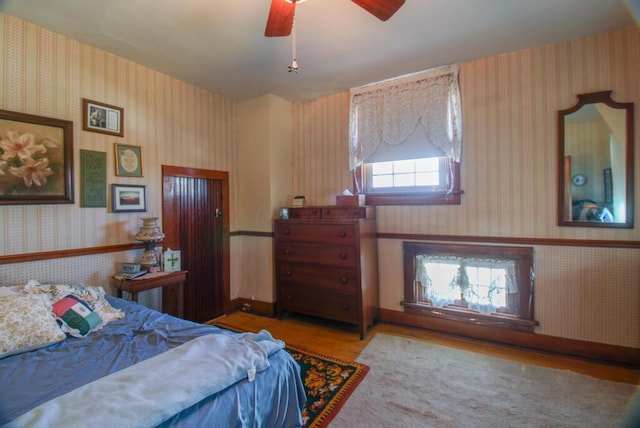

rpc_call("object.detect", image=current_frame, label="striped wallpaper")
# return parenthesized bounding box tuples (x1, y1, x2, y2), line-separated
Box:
(0, 11, 638, 348)
(290, 26, 639, 348)
(0, 13, 238, 252)
(0, 13, 237, 309)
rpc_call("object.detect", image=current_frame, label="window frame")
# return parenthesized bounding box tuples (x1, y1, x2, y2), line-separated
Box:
(354, 161, 462, 206)
(402, 241, 537, 332)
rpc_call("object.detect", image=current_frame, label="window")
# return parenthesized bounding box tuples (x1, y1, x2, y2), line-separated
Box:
(371, 157, 440, 190)
(356, 158, 460, 205)
(403, 242, 536, 332)
(349, 64, 462, 205)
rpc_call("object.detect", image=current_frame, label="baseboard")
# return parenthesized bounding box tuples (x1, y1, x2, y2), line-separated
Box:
(379, 308, 640, 368)
(232, 297, 275, 317)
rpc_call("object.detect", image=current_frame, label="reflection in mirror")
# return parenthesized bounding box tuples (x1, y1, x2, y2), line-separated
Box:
(558, 91, 634, 228)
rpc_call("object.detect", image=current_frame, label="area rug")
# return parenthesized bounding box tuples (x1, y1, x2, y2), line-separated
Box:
(286, 345, 369, 428)
(210, 320, 369, 428)
(330, 334, 639, 428)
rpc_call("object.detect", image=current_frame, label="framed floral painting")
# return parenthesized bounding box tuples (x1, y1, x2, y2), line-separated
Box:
(0, 109, 74, 205)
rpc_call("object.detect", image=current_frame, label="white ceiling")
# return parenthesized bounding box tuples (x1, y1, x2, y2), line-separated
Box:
(0, 0, 636, 102)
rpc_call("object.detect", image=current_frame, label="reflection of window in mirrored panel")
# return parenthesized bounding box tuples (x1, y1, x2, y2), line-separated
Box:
(558, 91, 634, 228)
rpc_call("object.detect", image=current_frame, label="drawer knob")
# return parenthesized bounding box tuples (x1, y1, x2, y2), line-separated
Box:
(286, 271, 292, 277)
(283, 229, 290, 235)
(339, 253, 348, 260)
(342, 304, 350, 311)
(340, 277, 348, 284)
(339, 231, 347, 238)
(284, 249, 291, 255)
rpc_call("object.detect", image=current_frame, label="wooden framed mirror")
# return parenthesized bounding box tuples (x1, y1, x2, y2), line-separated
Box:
(558, 91, 634, 228)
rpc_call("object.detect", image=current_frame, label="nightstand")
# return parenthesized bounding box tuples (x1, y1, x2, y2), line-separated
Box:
(113, 270, 187, 318)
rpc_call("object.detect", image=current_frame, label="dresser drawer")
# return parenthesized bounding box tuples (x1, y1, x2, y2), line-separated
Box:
(286, 206, 372, 219)
(321, 207, 367, 219)
(278, 286, 359, 324)
(287, 207, 323, 219)
(275, 222, 356, 244)
(276, 243, 357, 267)
(277, 264, 357, 294)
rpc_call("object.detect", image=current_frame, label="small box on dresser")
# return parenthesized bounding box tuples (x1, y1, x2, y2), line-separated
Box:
(274, 206, 378, 339)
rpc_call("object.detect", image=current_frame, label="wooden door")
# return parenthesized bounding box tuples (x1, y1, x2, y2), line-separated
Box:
(162, 165, 230, 322)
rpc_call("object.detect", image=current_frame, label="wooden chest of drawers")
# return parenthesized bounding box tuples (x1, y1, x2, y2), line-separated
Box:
(274, 206, 378, 339)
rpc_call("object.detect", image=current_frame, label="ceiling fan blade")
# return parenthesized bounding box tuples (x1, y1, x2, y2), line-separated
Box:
(351, 0, 405, 21)
(265, 0, 295, 37)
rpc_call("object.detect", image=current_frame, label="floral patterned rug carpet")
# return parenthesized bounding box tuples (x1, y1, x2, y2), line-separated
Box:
(208, 320, 369, 427)
(285, 345, 369, 428)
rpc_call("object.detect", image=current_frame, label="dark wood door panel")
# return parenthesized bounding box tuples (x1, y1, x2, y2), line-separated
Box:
(162, 165, 230, 323)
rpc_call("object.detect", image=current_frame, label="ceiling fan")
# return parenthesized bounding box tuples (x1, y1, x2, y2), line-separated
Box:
(265, 0, 406, 37)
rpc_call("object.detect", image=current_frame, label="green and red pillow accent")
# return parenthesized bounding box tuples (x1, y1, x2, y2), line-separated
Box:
(52, 294, 102, 337)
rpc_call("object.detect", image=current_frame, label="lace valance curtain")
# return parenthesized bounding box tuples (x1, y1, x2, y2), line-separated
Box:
(348, 64, 462, 171)
(415, 255, 518, 315)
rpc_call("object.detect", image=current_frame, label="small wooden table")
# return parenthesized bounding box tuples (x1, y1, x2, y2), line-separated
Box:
(113, 270, 187, 318)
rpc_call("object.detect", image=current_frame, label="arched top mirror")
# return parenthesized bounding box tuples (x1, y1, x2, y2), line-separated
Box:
(558, 91, 634, 228)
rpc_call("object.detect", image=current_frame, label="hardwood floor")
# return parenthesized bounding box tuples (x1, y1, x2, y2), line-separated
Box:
(209, 310, 640, 385)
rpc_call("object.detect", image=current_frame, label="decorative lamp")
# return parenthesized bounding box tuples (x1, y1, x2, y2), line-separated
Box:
(135, 217, 165, 269)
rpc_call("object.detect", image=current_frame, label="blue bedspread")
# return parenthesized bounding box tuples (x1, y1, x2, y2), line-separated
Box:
(0, 297, 305, 427)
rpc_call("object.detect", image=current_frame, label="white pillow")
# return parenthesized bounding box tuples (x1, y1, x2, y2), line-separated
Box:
(0, 285, 26, 297)
(0, 294, 66, 359)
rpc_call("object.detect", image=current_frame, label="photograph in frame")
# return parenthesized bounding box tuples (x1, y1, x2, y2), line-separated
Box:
(83, 98, 124, 137)
(112, 184, 146, 212)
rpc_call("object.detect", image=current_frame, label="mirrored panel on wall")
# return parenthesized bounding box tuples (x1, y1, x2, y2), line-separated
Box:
(558, 91, 634, 228)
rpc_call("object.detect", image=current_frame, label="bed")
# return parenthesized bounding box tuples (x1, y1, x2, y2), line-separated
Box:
(0, 281, 306, 427)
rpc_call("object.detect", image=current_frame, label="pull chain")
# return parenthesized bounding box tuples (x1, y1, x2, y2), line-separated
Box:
(288, 14, 299, 73)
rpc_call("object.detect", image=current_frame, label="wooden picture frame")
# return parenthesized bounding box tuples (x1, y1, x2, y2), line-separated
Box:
(112, 184, 146, 212)
(0, 109, 74, 205)
(83, 98, 124, 137)
(114, 143, 143, 177)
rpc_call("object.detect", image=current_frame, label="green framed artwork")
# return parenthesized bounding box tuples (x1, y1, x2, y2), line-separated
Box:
(80, 150, 107, 207)
(114, 143, 143, 177)
(0, 109, 74, 205)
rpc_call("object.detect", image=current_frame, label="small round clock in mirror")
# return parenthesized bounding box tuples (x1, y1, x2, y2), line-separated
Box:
(571, 173, 587, 186)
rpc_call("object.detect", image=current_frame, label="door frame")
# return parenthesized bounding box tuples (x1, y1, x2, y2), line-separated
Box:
(161, 165, 231, 315)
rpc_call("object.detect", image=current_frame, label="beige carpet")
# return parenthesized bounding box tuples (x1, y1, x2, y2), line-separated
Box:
(330, 334, 639, 428)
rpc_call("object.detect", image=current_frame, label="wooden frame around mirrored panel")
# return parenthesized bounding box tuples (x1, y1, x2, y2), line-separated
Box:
(558, 91, 634, 228)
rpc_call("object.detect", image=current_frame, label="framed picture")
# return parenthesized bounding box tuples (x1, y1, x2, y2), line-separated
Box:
(80, 150, 107, 207)
(0, 109, 74, 205)
(82, 98, 124, 137)
(114, 143, 143, 177)
(112, 184, 146, 212)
